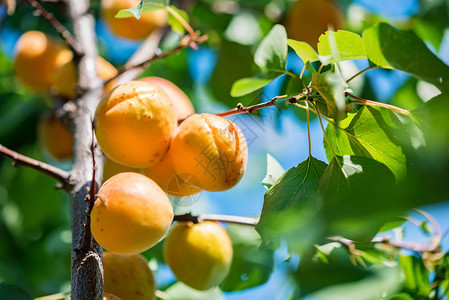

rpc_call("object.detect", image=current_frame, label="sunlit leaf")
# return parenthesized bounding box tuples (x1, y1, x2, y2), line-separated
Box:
(162, 282, 224, 300)
(167, 6, 189, 34)
(115, 0, 167, 19)
(230, 75, 279, 97)
(287, 39, 320, 64)
(262, 154, 285, 190)
(317, 30, 367, 64)
(254, 24, 287, 72)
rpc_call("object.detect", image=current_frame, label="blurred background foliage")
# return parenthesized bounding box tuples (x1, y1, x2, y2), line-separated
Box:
(0, 0, 449, 299)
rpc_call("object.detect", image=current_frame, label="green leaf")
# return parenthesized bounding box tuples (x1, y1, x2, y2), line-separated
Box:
(287, 39, 320, 64)
(167, 6, 189, 34)
(378, 218, 406, 233)
(310, 71, 348, 120)
(0, 283, 32, 300)
(325, 106, 407, 179)
(220, 225, 274, 291)
(257, 156, 327, 251)
(420, 221, 433, 236)
(399, 255, 430, 296)
(115, 0, 167, 19)
(262, 154, 285, 190)
(230, 75, 278, 97)
(362, 23, 449, 92)
(317, 30, 367, 64)
(162, 282, 224, 300)
(254, 24, 287, 72)
(317, 156, 397, 240)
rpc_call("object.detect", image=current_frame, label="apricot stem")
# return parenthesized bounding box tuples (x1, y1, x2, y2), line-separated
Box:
(346, 92, 412, 116)
(346, 66, 375, 83)
(0, 144, 71, 187)
(24, 0, 79, 54)
(174, 212, 259, 226)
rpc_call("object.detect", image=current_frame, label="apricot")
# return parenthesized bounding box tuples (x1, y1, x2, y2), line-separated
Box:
(38, 112, 73, 161)
(102, 0, 168, 40)
(91, 172, 173, 254)
(140, 77, 195, 121)
(102, 158, 140, 182)
(285, 0, 344, 49)
(163, 221, 233, 290)
(103, 253, 155, 300)
(104, 293, 122, 300)
(142, 151, 201, 197)
(14, 31, 72, 92)
(53, 57, 118, 99)
(170, 113, 247, 192)
(94, 80, 177, 168)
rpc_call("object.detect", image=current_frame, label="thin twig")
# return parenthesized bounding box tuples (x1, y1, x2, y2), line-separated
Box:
(211, 95, 287, 119)
(0, 144, 70, 187)
(24, 0, 79, 54)
(309, 101, 337, 158)
(173, 212, 259, 226)
(107, 34, 208, 85)
(305, 101, 312, 156)
(346, 66, 375, 83)
(346, 92, 411, 116)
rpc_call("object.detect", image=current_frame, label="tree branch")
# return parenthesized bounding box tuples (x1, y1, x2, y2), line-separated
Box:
(0, 144, 70, 187)
(106, 33, 208, 86)
(24, 0, 79, 54)
(174, 212, 259, 226)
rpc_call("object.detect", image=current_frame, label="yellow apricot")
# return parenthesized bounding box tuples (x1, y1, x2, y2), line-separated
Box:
(285, 0, 344, 49)
(163, 221, 233, 290)
(140, 77, 195, 121)
(53, 57, 118, 99)
(103, 253, 155, 300)
(102, 0, 168, 40)
(91, 172, 173, 254)
(38, 112, 73, 161)
(94, 80, 177, 168)
(14, 31, 72, 92)
(103, 293, 122, 300)
(142, 151, 201, 197)
(170, 113, 247, 192)
(102, 158, 140, 182)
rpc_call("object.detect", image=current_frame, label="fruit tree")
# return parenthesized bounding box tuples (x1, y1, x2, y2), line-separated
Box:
(0, 0, 449, 299)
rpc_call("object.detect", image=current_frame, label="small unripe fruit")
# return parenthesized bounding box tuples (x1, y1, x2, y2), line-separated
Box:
(102, 0, 168, 40)
(103, 253, 156, 300)
(95, 81, 177, 168)
(102, 158, 140, 182)
(103, 293, 122, 300)
(39, 112, 73, 161)
(285, 0, 344, 49)
(140, 77, 195, 121)
(91, 172, 173, 254)
(14, 31, 72, 92)
(163, 221, 233, 290)
(54, 57, 118, 99)
(142, 151, 201, 197)
(170, 113, 248, 191)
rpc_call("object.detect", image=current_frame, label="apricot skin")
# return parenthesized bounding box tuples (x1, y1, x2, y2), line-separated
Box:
(163, 221, 233, 291)
(140, 77, 195, 121)
(14, 31, 72, 92)
(102, 0, 167, 40)
(54, 57, 118, 99)
(39, 113, 73, 161)
(170, 113, 248, 192)
(285, 0, 344, 49)
(91, 172, 173, 255)
(103, 253, 155, 300)
(142, 151, 201, 197)
(94, 80, 177, 168)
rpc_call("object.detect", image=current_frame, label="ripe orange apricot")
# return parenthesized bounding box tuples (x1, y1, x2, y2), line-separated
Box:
(91, 172, 173, 254)
(102, 0, 168, 40)
(14, 31, 72, 92)
(104, 293, 122, 300)
(94, 80, 177, 168)
(285, 0, 344, 49)
(102, 158, 140, 182)
(53, 57, 118, 99)
(140, 77, 195, 121)
(103, 253, 156, 300)
(163, 221, 233, 290)
(39, 112, 73, 161)
(142, 151, 201, 197)
(170, 113, 247, 192)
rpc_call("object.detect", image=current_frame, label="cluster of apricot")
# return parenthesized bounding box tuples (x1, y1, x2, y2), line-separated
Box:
(92, 76, 245, 298)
